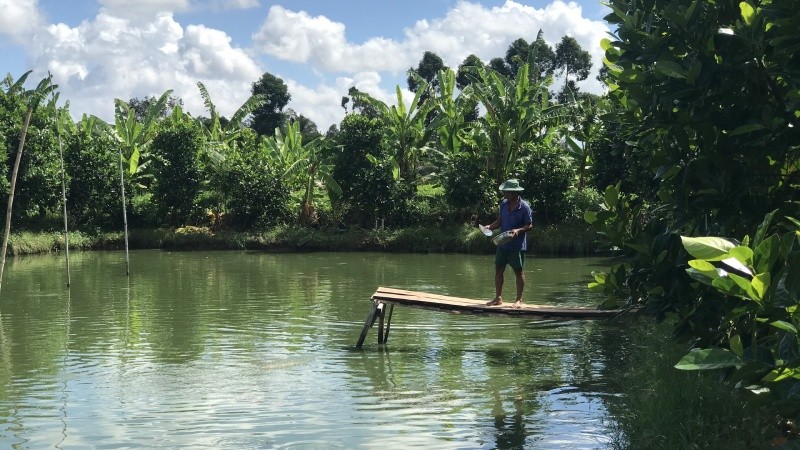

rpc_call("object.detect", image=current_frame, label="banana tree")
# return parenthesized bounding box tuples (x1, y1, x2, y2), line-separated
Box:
(466, 63, 567, 185)
(0, 72, 57, 290)
(195, 82, 267, 225)
(428, 68, 478, 158)
(196, 81, 265, 161)
(113, 90, 172, 186)
(564, 96, 607, 191)
(351, 77, 434, 186)
(261, 121, 341, 225)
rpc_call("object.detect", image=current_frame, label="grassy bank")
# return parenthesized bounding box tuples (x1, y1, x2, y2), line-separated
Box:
(3, 222, 603, 256)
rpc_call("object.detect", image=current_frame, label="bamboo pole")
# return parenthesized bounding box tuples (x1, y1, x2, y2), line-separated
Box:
(0, 107, 33, 291)
(51, 78, 71, 287)
(118, 147, 130, 276)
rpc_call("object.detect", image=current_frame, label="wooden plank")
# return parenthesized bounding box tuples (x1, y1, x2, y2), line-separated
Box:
(371, 286, 623, 319)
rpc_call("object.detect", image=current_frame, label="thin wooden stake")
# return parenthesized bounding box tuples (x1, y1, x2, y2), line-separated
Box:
(0, 106, 33, 291)
(118, 147, 130, 276)
(50, 76, 70, 287)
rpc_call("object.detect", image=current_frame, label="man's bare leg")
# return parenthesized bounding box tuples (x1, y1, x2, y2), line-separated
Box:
(512, 269, 525, 308)
(486, 266, 505, 305)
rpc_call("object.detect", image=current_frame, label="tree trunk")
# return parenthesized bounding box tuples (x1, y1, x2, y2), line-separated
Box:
(0, 107, 34, 291)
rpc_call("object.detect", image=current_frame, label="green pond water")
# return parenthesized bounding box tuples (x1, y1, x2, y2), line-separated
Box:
(0, 250, 632, 449)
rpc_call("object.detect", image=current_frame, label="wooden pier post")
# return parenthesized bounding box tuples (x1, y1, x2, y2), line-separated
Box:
(356, 301, 380, 349)
(382, 304, 394, 344)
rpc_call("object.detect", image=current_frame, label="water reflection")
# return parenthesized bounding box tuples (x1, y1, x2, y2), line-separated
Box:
(0, 251, 624, 448)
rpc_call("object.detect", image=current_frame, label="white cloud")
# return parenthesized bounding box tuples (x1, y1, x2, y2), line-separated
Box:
(253, 0, 609, 93)
(283, 71, 405, 132)
(0, 0, 44, 40)
(27, 9, 260, 123)
(8, 0, 609, 132)
(182, 25, 260, 79)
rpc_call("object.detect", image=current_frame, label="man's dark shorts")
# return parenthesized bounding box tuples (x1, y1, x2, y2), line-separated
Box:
(495, 248, 525, 271)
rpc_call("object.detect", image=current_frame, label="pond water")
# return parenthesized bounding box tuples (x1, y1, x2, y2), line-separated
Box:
(0, 250, 630, 449)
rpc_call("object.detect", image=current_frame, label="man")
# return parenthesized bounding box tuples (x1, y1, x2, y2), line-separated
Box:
(482, 179, 533, 308)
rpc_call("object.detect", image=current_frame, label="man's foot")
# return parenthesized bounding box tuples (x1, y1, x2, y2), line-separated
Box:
(512, 300, 523, 308)
(486, 297, 502, 306)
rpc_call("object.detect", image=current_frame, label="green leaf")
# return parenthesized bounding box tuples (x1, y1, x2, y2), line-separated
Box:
(129, 148, 140, 176)
(729, 272, 759, 300)
(729, 246, 754, 264)
(655, 60, 686, 79)
(675, 348, 740, 370)
(604, 184, 619, 208)
(688, 259, 716, 271)
(751, 272, 770, 301)
(681, 236, 736, 261)
(753, 209, 777, 247)
(687, 267, 723, 286)
(729, 123, 765, 136)
(730, 335, 744, 357)
(711, 274, 739, 296)
(739, 1, 755, 26)
(769, 320, 797, 333)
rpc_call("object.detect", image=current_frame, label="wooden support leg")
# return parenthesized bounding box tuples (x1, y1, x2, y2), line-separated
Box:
(377, 303, 386, 344)
(382, 304, 394, 344)
(356, 301, 379, 349)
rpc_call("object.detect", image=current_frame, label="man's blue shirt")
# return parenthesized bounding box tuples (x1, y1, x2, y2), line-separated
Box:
(499, 198, 533, 251)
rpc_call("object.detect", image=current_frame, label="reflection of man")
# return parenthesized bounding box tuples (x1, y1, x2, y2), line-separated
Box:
(491, 390, 526, 450)
(481, 179, 533, 308)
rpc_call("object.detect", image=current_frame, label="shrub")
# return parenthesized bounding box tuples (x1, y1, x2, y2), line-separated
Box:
(150, 124, 204, 227)
(441, 151, 495, 223)
(331, 114, 400, 227)
(519, 142, 575, 224)
(216, 149, 289, 230)
(64, 131, 123, 231)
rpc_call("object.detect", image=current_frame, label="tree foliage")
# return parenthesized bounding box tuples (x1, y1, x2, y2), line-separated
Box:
(331, 113, 398, 227)
(588, 0, 800, 412)
(249, 72, 290, 137)
(64, 117, 124, 230)
(151, 122, 204, 227)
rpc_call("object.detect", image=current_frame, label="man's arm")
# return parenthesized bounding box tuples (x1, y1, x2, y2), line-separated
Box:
(485, 214, 501, 231)
(511, 202, 533, 237)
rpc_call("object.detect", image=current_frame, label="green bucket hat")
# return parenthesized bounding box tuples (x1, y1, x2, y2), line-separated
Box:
(499, 179, 524, 192)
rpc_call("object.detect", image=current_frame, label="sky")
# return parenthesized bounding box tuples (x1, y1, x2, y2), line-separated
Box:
(0, 0, 612, 131)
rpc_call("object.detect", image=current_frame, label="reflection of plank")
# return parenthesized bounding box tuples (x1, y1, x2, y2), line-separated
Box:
(372, 286, 623, 319)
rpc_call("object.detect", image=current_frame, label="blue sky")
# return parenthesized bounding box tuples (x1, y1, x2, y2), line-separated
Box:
(0, 0, 611, 130)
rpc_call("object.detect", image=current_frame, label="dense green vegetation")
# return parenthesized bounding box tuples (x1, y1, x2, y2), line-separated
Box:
(1, 32, 603, 235)
(587, 0, 800, 436)
(1, 0, 799, 441)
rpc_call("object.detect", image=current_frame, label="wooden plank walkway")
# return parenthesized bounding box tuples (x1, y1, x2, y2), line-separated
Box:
(355, 286, 626, 348)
